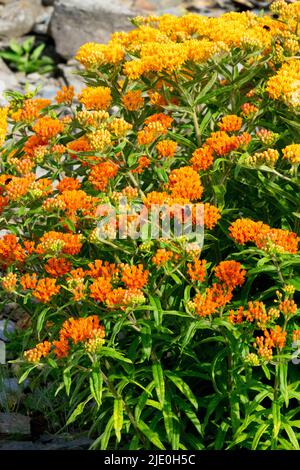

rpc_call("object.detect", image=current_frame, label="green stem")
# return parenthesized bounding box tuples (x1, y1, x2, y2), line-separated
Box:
(192, 110, 202, 147)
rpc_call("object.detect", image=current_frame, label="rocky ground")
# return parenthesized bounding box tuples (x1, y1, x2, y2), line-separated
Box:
(0, 0, 276, 106)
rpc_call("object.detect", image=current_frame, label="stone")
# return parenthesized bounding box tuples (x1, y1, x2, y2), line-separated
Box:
(0, 319, 15, 341)
(0, 412, 31, 436)
(33, 5, 54, 35)
(0, 0, 42, 40)
(0, 378, 25, 406)
(0, 57, 18, 105)
(50, 0, 137, 60)
(0, 435, 92, 449)
(58, 63, 83, 96)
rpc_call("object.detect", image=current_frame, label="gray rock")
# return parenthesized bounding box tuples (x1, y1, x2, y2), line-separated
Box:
(33, 5, 54, 35)
(0, 378, 25, 407)
(0, 0, 42, 40)
(58, 63, 83, 95)
(0, 57, 18, 105)
(0, 435, 92, 449)
(0, 412, 31, 436)
(50, 0, 137, 60)
(0, 319, 15, 341)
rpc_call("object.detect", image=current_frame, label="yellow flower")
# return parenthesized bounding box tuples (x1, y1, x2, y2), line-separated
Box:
(79, 86, 112, 110)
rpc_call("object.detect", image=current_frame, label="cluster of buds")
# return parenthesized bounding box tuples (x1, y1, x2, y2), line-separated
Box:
(256, 129, 279, 146)
(246, 149, 279, 167)
(1, 272, 17, 292)
(244, 353, 260, 366)
(84, 327, 105, 354)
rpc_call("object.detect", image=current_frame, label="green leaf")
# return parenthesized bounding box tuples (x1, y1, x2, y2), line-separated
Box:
(141, 324, 152, 361)
(195, 72, 218, 104)
(30, 43, 45, 61)
(282, 422, 300, 450)
(9, 40, 23, 55)
(252, 423, 269, 450)
(63, 367, 72, 396)
(18, 364, 38, 384)
(152, 362, 165, 406)
(89, 368, 103, 408)
(176, 396, 202, 436)
(165, 371, 198, 410)
(149, 294, 163, 326)
(137, 420, 166, 450)
(272, 401, 281, 439)
(37, 307, 51, 339)
(100, 416, 114, 450)
(66, 397, 91, 425)
(289, 276, 300, 291)
(113, 398, 123, 443)
(100, 347, 132, 363)
(135, 381, 154, 421)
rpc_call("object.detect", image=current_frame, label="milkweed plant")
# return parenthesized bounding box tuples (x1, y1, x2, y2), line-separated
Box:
(0, 0, 300, 450)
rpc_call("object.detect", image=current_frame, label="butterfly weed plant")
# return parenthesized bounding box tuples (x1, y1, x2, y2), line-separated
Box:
(0, 0, 300, 450)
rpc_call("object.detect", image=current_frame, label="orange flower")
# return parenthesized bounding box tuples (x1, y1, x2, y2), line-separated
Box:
(152, 248, 179, 266)
(79, 86, 112, 110)
(241, 102, 258, 117)
(121, 264, 149, 289)
(203, 203, 221, 229)
(52, 337, 70, 358)
(55, 85, 75, 105)
(0, 234, 26, 266)
(32, 278, 60, 303)
(24, 135, 47, 157)
(36, 231, 82, 256)
(214, 260, 246, 289)
(57, 177, 81, 193)
(6, 174, 36, 201)
(229, 306, 244, 324)
(90, 277, 112, 303)
(11, 98, 51, 122)
(132, 156, 151, 174)
(56, 189, 99, 218)
(70, 277, 86, 302)
(229, 218, 266, 245)
(67, 136, 91, 153)
(122, 90, 144, 111)
(24, 341, 52, 363)
(206, 131, 238, 156)
(88, 161, 118, 191)
(105, 287, 126, 308)
(44, 258, 72, 277)
(218, 114, 242, 132)
(293, 329, 300, 343)
(168, 166, 203, 201)
(86, 259, 117, 279)
(33, 117, 64, 139)
(20, 273, 38, 290)
(236, 131, 251, 150)
(0, 195, 8, 214)
(245, 301, 269, 327)
(156, 140, 177, 158)
(278, 299, 297, 316)
(191, 146, 214, 171)
(193, 283, 232, 317)
(187, 258, 206, 282)
(144, 113, 173, 129)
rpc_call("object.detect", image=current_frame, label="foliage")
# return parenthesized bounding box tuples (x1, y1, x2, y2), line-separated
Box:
(0, 36, 54, 75)
(0, 1, 300, 450)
